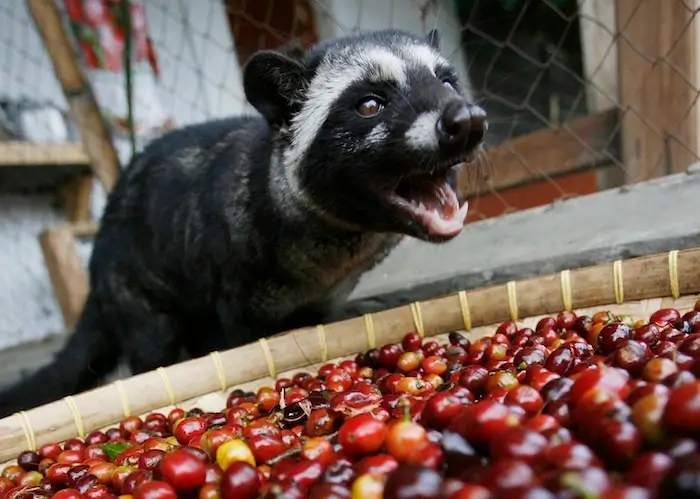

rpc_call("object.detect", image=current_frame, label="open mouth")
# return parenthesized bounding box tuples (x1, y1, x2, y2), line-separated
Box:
(385, 163, 469, 238)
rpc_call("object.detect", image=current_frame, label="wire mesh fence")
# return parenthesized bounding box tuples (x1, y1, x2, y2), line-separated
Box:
(0, 0, 699, 347)
(2, 0, 699, 217)
(3, 0, 699, 220)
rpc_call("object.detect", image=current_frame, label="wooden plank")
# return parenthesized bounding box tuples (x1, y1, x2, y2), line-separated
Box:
(578, 0, 619, 112)
(28, 0, 122, 192)
(0, 142, 92, 195)
(0, 141, 89, 166)
(661, 1, 699, 175)
(39, 226, 89, 328)
(69, 221, 100, 238)
(59, 175, 93, 223)
(616, 0, 699, 182)
(577, 0, 625, 190)
(0, 141, 92, 218)
(458, 109, 620, 197)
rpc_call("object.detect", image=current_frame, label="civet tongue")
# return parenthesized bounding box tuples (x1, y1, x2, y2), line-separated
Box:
(399, 177, 469, 237)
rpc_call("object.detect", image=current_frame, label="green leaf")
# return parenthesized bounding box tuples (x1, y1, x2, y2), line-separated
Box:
(101, 441, 133, 461)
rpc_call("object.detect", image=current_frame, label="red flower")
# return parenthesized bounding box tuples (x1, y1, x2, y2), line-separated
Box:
(64, 0, 84, 22)
(78, 38, 99, 68)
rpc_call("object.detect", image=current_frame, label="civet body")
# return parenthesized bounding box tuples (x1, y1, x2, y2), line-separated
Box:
(0, 28, 487, 416)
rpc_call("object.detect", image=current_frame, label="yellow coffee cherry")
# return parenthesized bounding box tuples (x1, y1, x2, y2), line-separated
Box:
(216, 439, 256, 470)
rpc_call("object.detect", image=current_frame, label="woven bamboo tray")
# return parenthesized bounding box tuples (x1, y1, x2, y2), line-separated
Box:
(2, 247, 700, 466)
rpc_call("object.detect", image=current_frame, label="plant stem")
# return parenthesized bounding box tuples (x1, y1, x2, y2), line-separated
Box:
(123, 0, 136, 157)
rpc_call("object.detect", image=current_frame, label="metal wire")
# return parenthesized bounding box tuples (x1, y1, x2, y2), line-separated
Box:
(1, 0, 698, 220)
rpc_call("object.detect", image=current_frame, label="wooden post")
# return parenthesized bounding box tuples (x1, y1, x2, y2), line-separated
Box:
(578, 0, 619, 113)
(616, 0, 699, 183)
(28, 0, 121, 192)
(39, 226, 89, 328)
(577, 0, 625, 190)
(59, 176, 93, 223)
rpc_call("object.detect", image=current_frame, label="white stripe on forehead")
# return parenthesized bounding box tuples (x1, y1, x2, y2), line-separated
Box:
(400, 43, 445, 75)
(282, 47, 407, 175)
(363, 49, 409, 86)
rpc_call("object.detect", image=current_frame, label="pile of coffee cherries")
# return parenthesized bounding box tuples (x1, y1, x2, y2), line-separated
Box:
(3, 301, 700, 499)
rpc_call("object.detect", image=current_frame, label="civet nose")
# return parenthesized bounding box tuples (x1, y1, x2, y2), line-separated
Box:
(436, 101, 487, 152)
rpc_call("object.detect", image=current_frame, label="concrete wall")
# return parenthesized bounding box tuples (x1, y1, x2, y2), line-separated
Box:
(0, 0, 471, 351)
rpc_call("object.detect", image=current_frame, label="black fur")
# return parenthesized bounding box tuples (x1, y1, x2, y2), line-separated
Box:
(0, 28, 484, 416)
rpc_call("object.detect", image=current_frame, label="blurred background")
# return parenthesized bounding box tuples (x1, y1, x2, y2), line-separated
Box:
(0, 0, 698, 366)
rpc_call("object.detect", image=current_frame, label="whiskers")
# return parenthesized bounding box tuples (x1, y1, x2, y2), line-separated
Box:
(454, 146, 495, 202)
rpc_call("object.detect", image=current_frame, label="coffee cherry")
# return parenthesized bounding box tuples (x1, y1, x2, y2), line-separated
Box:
(650, 308, 681, 326)
(53, 489, 84, 499)
(351, 473, 385, 499)
(173, 417, 207, 445)
(216, 439, 256, 469)
(220, 462, 260, 499)
(598, 323, 633, 355)
(4, 305, 700, 498)
(386, 420, 428, 462)
(664, 381, 700, 435)
(402, 332, 422, 352)
(339, 413, 388, 456)
(133, 480, 177, 499)
(158, 448, 206, 492)
(384, 464, 442, 499)
(659, 452, 700, 498)
(16, 452, 40, 472)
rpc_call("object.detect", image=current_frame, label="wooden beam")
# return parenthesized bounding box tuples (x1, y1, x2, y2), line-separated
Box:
(0, 141, 93, 221)
(577, 0, 625, 190)
(39, 226, 89, 328)
(458, 109, 620, 197)
(0, 141, 89, 166)
(37, 220, 98, 328)
(28, 0, 121, 192)
(616, 0, 699, 183)
(0, 141, 93, 196)
(68, 221, 100, 238)
(59, 175, 93, 223)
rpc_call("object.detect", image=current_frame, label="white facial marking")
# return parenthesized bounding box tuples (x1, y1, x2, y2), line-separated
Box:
(362, 48, 408, 87)
(364, 123, 389, 147)
(283, 47, 408, 188)
(401, 43, 444, 75)
(405, 111, 440, 151)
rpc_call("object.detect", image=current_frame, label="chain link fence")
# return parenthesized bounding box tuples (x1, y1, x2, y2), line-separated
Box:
(0, 0, 699, 347)
(3, 0, 699, 217)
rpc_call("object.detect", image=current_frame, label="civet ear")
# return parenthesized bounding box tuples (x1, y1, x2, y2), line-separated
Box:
(425, 29, 441, 50)
(243, 50, 308, 125)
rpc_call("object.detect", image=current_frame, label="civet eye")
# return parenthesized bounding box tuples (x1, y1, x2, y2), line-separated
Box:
(356, 96, 385, 117)
(442, 78, 455, 90)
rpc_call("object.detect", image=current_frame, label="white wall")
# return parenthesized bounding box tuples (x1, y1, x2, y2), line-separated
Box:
(0, 0, 471, 351)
